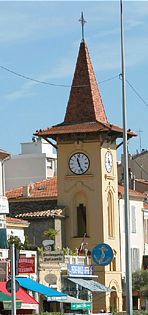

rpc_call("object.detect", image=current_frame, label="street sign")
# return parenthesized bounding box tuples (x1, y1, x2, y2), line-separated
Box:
(71, 302, 92, 310)
(6, 279, 20, 293)
(92, 243, 113, 266)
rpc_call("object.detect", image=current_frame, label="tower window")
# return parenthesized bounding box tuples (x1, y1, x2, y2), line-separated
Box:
(110, 256, 116, 271)
(107, 191, 115, 238)
(77, 203, 86, 237)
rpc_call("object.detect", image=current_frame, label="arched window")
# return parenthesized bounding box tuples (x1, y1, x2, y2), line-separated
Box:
(110, 256, 116, 271)
(77, 203, 86, 237)
(107, 191, 114, 238)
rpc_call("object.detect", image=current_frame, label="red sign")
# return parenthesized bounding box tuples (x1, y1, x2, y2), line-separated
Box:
(18, 256, 35, 274)
(0, 260, 8, 281)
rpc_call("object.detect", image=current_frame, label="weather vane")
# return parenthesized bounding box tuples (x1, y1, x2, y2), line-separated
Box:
(79, 12, 87, 42)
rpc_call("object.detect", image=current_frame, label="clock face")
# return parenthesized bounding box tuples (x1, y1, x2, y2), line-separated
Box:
(69, 152, 90, 175)
(105, 151, 113, 173)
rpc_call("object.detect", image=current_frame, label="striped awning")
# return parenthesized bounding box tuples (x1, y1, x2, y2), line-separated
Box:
(68, 278, 113, 292)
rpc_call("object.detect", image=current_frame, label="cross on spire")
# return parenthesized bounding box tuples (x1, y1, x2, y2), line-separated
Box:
(79, 12, 86, 42)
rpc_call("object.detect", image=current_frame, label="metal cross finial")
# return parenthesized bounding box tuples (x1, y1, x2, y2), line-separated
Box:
(79, 12, 86, 42)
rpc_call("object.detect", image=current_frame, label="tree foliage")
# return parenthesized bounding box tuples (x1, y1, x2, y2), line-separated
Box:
(132, 270, 148, 297)
(8, 235, 24, 249)
(43, 228, 59, 239)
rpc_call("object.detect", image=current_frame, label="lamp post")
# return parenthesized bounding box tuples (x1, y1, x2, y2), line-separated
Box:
(120, 1, 133, 314)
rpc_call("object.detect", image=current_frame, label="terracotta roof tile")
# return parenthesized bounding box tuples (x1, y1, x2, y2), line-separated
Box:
(118, 185, 145, 199)
(35, 121, 136, 139)
(64, 41, 108, 124)
(135, 179, 148, 185)
(15, 208, 65, 219)
(6, 217, 29, 224)
(34, 41, 136, 142)
(6, 177, 57, 200)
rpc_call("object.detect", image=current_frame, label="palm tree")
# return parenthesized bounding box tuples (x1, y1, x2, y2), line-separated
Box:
(43, 227, 59, 240)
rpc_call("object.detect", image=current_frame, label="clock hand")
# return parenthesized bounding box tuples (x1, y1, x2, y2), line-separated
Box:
(77, 158, 84, 172)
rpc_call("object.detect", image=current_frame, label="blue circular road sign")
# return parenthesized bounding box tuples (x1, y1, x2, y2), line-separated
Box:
(92, 243, 113, 266)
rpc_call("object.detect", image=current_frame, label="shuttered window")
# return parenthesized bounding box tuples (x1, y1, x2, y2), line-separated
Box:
(131, 205, 136, 233)
(131, 248, 140, 272)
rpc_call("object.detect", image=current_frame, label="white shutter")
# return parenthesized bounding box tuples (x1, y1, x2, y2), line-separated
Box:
(131, 205, 136, 233)
(131, 248, 140, 272)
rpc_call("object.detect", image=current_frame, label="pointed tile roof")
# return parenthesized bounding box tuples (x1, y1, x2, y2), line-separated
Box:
(34, 41, 136, 141)
(64, 41, 108, 124)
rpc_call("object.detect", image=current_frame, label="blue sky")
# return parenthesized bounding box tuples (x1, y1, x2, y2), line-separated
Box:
(0, 1, 148, 158)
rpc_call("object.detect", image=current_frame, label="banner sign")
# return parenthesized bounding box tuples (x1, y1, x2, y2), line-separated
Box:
(68, 264, 93, 276)
(0, 196, 9, 214)
(18, 256, 35, 274)
(71, 302, 92, 310)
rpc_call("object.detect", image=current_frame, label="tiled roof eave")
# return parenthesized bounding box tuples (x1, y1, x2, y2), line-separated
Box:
(7, 196, 57, 202)
(34, 124, 136, 140)
(15, 208, 65, 219)
(118, 186, 145, 200)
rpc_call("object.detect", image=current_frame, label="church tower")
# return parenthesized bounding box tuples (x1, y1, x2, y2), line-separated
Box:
(35, 18, 135, 312)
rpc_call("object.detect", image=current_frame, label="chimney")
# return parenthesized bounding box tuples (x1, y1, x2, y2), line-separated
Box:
(22, 185, 30, 198)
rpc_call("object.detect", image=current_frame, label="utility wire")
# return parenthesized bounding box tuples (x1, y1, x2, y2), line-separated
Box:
(0, 65, 118, 88)
(1, 65, 148, 108)
(132, 158, 148, 179)
(126, 78, 148, 108)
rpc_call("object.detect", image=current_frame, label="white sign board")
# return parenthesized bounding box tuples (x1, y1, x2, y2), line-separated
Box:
(0, 196, 9, 214)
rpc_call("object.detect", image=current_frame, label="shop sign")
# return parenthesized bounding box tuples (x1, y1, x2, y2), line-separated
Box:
(0, 261, 8, 281)
(71, 302, 92, 310)
(40, 250, 64, 263)
(44, 273, 57, 285)
(3, 301, 22, 310)
(47, 296, 67, 301)
(68, 264, 93, 276)
(0, 196, 9, 214)
(18, 256, 35, 274)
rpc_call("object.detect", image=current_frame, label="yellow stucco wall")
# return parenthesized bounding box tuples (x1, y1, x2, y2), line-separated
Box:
(57, 139, 122, 312)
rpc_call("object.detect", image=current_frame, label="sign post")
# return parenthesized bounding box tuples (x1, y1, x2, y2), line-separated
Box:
(10, 244, 17, 315)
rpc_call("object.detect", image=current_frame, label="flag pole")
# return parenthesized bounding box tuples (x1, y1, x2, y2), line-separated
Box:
(120, 0, 133, 314)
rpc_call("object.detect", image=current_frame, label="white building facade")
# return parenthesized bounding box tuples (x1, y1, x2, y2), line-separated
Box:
(0, 149, 10, 230)
(119, 186, 144, 277)
(5, 138, 57, 190)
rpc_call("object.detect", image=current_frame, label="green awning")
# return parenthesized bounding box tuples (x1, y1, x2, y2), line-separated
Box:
(0, 291, 20, 302)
